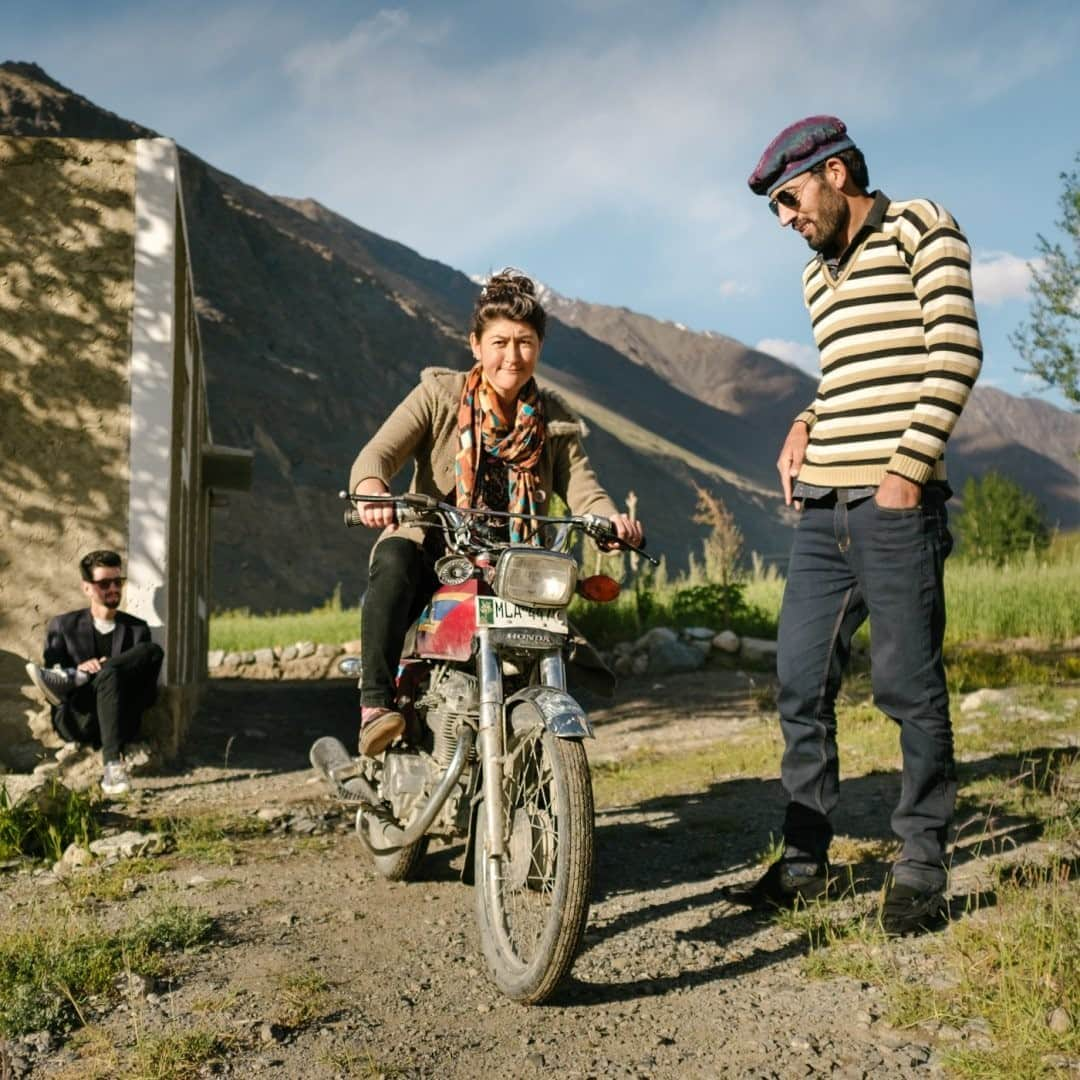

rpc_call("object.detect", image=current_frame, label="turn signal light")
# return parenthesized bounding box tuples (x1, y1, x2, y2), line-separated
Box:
(577, 575, 620, 603)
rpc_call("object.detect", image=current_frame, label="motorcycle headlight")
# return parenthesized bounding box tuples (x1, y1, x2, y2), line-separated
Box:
(494, 549, 578, 608)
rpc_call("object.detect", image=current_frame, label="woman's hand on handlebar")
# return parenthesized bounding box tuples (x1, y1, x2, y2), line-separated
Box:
(354, 478, 398, 531)
(601, 513, 644, 551)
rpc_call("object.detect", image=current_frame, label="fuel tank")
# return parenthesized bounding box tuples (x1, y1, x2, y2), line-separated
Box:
(411, 579, 490, 661)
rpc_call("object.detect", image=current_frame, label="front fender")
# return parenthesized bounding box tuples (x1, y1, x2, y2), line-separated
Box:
(504, 685, 594, 739)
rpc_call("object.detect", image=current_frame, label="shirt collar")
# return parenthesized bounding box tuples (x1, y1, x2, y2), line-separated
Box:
(823, 190, 890, 272)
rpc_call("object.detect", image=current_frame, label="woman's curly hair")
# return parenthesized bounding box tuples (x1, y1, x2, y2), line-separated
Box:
(471, 267, 547, 341)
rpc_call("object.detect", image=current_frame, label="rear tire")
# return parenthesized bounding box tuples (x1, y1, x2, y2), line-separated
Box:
(473, 704, 594, 1004)
(357, 809, 430, 881)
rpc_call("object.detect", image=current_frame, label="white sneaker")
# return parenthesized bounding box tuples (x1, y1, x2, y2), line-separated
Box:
(25, 663, 74, 707)
(101, 761, 131, 796)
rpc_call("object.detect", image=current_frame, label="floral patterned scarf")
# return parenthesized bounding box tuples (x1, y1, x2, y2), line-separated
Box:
(455, 364, 546, 544)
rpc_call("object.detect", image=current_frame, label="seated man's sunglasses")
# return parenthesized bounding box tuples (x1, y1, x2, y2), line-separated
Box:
(91, 576, 126, 590)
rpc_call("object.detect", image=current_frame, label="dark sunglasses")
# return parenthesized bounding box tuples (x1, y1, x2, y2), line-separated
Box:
(768, 171, 816, 217)
(91, 576, 125, 590)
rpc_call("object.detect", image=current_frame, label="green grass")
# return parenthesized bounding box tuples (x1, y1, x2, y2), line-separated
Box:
(210, 586, 359, 653)
(0, 903, 215, 1037)
(152, 813, 271, 865)
(0, 780, 99, 862)
(271, 968, 336, 1029)
(792, 853, 1080, 1080)
(60, 857, 166, 905)
(909, 865, 1078, 1080)
(589, 680, 1077, 1080)
(945, 543, 1080, 643)
(591, 685, 1078, 810)
(209, 533, 1080, 652)
(132, 1028, 238, 1080)
(775, 736, 1080, 1080)
(592, 722, 784, 808)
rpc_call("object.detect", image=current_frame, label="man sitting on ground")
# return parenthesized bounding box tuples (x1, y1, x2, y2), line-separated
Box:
(25, 549, 163, 796)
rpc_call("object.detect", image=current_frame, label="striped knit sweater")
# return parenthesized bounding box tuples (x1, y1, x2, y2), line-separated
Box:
(794, 194, 982, 488)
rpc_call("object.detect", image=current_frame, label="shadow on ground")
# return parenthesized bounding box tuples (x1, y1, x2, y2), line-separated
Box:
(165, 676, 1073, 1005)
(175, 677, 359, 775)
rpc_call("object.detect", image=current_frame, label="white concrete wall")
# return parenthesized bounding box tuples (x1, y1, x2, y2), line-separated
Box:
(126, 138, 179, 676)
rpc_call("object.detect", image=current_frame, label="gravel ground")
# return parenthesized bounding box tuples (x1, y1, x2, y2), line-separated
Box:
(6, 673, 1061, 1079)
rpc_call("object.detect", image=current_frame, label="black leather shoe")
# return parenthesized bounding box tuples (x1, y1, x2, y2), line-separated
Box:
(879, 880, 947, 936)
(722, 857, 831, 910)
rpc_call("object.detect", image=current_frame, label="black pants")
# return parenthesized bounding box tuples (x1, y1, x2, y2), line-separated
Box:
(360, 538, 438, 709)
(64, 642, 164, 763)
(776, 493, 954, 889)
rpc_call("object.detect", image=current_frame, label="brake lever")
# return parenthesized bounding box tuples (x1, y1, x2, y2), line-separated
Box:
(603, 537, 659, 566)
(581, 515, 659, 566)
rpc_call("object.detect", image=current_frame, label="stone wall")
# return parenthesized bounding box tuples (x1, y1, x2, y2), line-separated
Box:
(0, 137, 136, 762)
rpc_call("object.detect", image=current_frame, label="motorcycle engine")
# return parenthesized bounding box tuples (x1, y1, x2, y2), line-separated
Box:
(417, 666, 479, 767)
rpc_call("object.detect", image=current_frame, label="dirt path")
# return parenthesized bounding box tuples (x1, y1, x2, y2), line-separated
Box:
(18, 674, 1058, 1078)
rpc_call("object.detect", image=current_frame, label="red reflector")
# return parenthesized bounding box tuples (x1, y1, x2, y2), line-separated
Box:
(578, 575, 620, 603)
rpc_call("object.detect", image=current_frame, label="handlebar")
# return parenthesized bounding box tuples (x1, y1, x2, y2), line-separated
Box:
(340, 490, 657, 565)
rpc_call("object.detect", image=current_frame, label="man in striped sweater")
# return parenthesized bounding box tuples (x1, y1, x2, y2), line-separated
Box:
(724, 116, 982, 935)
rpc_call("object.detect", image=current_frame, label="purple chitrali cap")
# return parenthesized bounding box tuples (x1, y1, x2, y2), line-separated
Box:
(748, 115, 855, 196)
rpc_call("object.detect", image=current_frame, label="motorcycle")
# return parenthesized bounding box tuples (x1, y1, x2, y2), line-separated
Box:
(310, 490, 655, 1005)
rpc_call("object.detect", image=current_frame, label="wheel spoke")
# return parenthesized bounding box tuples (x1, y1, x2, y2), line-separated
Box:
(491, 726, 560, 961)
(475, 713, 594, 1003)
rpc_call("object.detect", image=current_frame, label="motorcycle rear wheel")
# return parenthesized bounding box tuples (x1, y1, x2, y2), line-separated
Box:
(356, 809, 430, 882)
(474, 704, 594, 1004)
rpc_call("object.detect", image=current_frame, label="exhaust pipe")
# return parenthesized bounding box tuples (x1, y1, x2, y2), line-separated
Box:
(357, 726, 476, 855)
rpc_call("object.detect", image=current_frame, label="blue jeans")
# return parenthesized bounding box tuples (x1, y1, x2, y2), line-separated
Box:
(776, 492, 955, 889)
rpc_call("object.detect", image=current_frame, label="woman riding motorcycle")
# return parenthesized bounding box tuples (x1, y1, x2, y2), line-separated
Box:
(349, 268, 644, 756)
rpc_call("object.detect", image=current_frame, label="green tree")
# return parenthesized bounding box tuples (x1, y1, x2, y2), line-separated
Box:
(1011, 155, 1080, 408)
(954, 472, 1049, 563)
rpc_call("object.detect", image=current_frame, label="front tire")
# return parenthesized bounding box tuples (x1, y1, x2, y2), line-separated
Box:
(473, 703, 594, 1004)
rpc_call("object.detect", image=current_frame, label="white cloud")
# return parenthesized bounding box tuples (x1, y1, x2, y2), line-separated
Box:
(756, 338, 819, 375)
(15, 0, 1077, 336)
(971, 251, 1043, 306)
(269, 0, 1080, 285)
(717, 280, 751, 298)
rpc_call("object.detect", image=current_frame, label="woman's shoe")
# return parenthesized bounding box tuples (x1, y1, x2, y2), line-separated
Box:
(359, 707, 405, 757)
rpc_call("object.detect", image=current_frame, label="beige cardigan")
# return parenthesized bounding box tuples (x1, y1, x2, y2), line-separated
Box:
(350, 367, 619, 549)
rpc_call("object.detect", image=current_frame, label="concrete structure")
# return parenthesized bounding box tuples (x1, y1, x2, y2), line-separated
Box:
(0, 135, 251, 770)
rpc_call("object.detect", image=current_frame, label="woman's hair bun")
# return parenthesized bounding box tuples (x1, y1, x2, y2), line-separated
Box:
(479, 267, 537, 301)
(471, 266, 547, 341)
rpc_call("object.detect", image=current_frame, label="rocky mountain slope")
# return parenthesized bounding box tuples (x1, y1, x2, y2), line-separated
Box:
(3, 61, 1077, 611)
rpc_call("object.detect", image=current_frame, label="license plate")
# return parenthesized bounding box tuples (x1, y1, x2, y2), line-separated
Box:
(476, 596, 567, 634)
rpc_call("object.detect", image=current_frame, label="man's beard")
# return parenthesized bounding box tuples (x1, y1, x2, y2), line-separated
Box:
(103, 596, 121, 611)
(804, 185, 849, 255)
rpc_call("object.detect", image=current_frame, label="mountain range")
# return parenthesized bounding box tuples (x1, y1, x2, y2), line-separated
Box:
(3, 61, 1078, 612)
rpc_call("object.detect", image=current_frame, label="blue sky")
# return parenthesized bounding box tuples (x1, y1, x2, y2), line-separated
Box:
(8, 0, 1079, 405)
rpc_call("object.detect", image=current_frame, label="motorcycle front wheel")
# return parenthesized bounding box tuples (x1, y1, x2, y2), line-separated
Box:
(473, 702, 595, 1004)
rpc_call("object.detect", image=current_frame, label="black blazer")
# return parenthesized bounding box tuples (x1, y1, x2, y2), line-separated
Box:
(43, 609, 153, 743)
(43, 608, 151, 669)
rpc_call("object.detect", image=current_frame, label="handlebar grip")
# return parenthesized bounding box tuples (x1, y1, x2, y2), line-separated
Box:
(345, 502, 421, 528)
